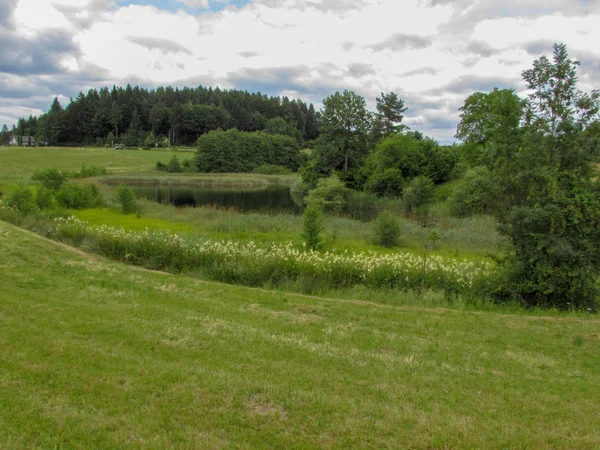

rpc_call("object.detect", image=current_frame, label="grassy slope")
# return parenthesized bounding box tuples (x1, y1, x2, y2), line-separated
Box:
(0, 147, 173, 181)
(1, 220, 599, 449)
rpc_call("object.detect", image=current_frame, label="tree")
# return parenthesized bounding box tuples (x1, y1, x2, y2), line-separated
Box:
(320, 90, 371, 173)
(302, 202, 325, 250)
(375, 92, 408, 136)
(457, 43, 600, 308)
(110, 101, 122, 138)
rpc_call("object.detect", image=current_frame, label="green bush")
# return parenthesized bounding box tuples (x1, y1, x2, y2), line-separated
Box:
(305, 174, 349, 214)
(373, 210, 401, 247)
(196, 129, 301, 173)
(116, 184, 137, 214)
(7, 186, 37, 214)
(56, 183, 102, 209)
(35, 187, 56, 210)
(31, 168, 65, 191)
(403, 176, 435, 213)
(167, 155, 182, 173)
(302, 203, 325, 250)
(252, 164, 292, 175)
(364, 167, 404, 197)
(448, 166, 498, 217)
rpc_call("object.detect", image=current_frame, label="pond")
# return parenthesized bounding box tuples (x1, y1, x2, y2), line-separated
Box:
(132, 184, 303, 213)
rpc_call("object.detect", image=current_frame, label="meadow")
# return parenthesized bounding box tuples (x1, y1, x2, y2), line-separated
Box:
(1, 220, 599, 448)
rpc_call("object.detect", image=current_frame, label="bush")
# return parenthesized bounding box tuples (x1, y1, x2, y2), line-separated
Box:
(305, 174, 349, 214)
(302, 202, 324, 250)
(56, 183, 102, 209)
(31, 168, 65, 191)
(252, 164, 292, 175)
(373, 210, 401, 247)
(448, 166, 498, 217)
(403, 176, 435, 213)
(364, 167, 405, 197)
(35, 187, 56, 210)
(116, 184, 137, 214)
(167, 155, 182, 173)
(7, 186, 37, 214)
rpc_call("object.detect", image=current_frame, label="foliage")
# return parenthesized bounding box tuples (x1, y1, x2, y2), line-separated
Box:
(305, 174, 349, 214)
(456, 43, 600, 309)
(15, 84, 319, 146)
(49, 216, 493, 294)
(364, 167, 405, 197)
(167, 155, 182, 173)
(35, 187, 56, 210)
(373, 210, 401, 247)
(448, 166, 498, 217)
(7, 186, 37, 214)
(402, 176, 435, 213)
(144, 132, 156, 149)
(263, 117, 303, 144)
(251, 164, 292, 175)
(195, 129, 301, 173)
(31, 168, 66, 191)
(320, 90, 371, 173)
(364, 133, 455, 197)
(373, 92, 408, 139)
(56, 183, 102, 209)
(302, 203, 325, 250)
(116, 184, 137, 214)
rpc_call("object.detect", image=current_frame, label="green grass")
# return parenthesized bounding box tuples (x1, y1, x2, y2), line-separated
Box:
(1, 220, 599, 448)
(0, 147, 178, 182)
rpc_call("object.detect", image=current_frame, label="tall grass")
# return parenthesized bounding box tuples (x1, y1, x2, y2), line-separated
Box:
(48, 216, 494, 297)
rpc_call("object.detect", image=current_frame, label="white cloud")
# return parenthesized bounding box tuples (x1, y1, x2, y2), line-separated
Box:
(3, 0, 600, 142)
(174, 0, 210, 8)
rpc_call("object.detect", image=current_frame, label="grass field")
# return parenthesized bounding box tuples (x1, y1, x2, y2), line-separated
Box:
(1, 220, 599, 448)
(0, 147, 175, 181)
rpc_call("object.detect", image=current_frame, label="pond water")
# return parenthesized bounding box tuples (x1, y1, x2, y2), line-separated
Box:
(132, 184, 303, 213)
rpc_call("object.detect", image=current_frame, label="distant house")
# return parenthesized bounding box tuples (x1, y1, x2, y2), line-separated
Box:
(20, 136, 35, 147)
(9, 135, 35, 146)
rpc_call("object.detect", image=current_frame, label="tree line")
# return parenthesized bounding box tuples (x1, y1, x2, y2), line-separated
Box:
(3, 85, 321, 146)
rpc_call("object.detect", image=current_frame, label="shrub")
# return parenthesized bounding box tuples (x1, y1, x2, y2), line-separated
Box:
(7, 186, 37, 214)
(167, 155, 182, 173)
(448, 166, 498, 217)
(31, 168, 65, 191)
(305, 174, 349, 214)
(373, 210, 401, 247)
(35, 187, 56, 210)
(403, 176, 435, 213)
(56, 183, 102, 209)
(302, 203, 324, 250)
(252, 164, 292, 175)
(364, 167, 405, 197)
(116, 184, 137, 214)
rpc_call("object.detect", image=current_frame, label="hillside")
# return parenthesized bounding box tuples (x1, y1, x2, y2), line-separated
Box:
(1, 220, 599, 448)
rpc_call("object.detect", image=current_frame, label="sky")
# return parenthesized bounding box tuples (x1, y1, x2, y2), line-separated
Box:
(1, 0, 600, 143)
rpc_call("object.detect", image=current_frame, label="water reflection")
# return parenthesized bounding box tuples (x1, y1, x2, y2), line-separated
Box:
(132, 184, 303, 213)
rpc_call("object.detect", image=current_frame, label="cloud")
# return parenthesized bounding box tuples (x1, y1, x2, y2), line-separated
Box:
(0, 28, 78, 75)
(370, 33, 432, 52)
(0, 0, 17, 29)
(238, 51, 260, 58)
(2, 0, 600, 144)
(347, 62, 376, 78)
(127, 36, 192, 55)
(174, 0, 209, 8)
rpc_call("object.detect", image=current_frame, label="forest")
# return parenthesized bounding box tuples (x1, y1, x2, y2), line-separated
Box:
(0, 85, 320, 146)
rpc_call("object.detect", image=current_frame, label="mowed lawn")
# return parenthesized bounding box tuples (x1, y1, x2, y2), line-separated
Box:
(0, 147, 173, 180)
(0, 220, 599, 449)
